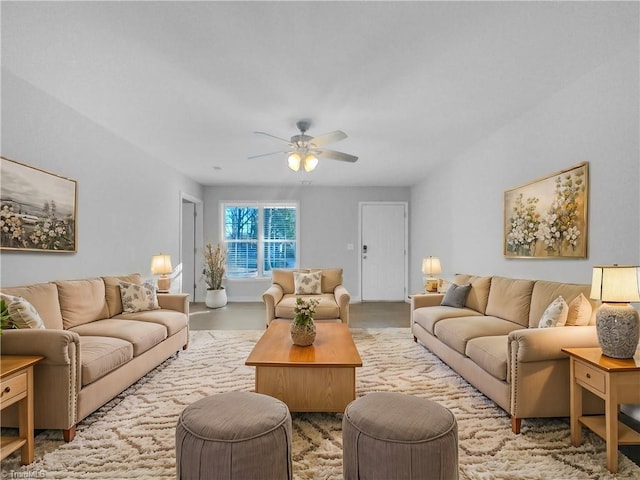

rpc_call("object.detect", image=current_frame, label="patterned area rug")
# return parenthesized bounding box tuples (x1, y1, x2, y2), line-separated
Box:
(2, 329, 639, 479)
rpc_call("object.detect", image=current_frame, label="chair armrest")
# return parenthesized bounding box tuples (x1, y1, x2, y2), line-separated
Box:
(508, 326, 599, 363)
(334, 285, 351, 325)
(411, 293, 444, 310)
(1, 329, 81, 430)
(157, 293, 190, 314)
(262, 285, 284, 325)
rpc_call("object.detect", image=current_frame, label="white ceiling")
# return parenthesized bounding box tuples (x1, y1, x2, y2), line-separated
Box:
(2, 1, 636, 187)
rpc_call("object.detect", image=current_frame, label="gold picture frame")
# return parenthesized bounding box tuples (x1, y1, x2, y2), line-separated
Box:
(504, 162, 588, 259)
(1, 156, 77, 252)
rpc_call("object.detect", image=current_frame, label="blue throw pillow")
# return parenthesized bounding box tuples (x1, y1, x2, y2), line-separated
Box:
(440, 284, 472, 308)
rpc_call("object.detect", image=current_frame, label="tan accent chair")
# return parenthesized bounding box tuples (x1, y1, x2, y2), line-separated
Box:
(262, 268, 350, 325)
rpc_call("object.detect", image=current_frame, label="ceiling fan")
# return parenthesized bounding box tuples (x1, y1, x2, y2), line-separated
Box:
(249, 120, 358, 172)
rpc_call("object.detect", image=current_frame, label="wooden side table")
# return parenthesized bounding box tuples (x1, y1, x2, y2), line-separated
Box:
(562, 347, 640, 473)
(0, 355, 44, 465)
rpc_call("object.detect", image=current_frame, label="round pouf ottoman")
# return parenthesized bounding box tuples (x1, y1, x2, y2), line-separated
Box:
(176, 391, 292, 480)
(342, 392, 458, 480)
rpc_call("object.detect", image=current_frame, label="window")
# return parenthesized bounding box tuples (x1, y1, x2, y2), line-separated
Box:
(222, 202, 298, 278)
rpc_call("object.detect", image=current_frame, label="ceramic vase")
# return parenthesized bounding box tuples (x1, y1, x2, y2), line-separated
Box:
(290, 319, 316, 347)
(205, 288, 227, 309)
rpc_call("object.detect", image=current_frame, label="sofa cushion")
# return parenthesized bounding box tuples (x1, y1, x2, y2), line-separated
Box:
(529, 280, 595, 328)
(275, 294, 340, 320)
(317, 268, 343, 293)
(1, 293, 45, 329)
(55, 278, 110, 329)
(272, 269, 307, 295)
(413, 306, 482, 335)
(116, 309, 188, 336)
(434, 316, 522, 355)
(70, 319, 167, 356)
(0, 283, 64, 329)
(441, 284, 471, 308)
(119, 281, 160, 313)
(566, 293, 593, 326)
(538, 296, 569, 328)
(485, 276, 534, 327)
(80, 336, 134, 386)
(465, 336, 508, 381)
(452, 274, 492, 314)
(293, 271, 322, 295)
(103, 274, 142, 317)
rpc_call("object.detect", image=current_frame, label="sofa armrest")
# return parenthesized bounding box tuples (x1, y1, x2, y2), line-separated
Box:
(411, 293, 444, 310)
(262, 285, 284, 325)
(1, 329, 81, 431)
(508, 326, 599, 363)
(334, 284, 351, 325)
(157, 293, 190, 314)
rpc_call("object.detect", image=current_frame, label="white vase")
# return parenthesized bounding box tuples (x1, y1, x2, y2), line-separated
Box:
(205, 288, 227, 309)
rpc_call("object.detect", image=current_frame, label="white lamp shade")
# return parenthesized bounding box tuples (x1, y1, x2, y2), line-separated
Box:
(590, 265, 640, 302)
(288, 153, 301, 171)
(422, 256, 442, 276)
(303, 154, 318, 172)
(151, 254, 173, 275)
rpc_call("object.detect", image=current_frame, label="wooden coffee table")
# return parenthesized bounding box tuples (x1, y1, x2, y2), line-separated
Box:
(245, 320, 362, 412)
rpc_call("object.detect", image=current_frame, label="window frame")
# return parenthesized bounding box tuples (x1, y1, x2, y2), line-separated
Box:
(220, 201, 300, 279)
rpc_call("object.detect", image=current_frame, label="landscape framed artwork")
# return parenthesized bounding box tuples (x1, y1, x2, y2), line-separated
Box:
(0, 156, 78, 252)
(504, 162, 588, 259)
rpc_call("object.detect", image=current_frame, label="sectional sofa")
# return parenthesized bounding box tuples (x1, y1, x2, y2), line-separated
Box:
(411, 274, 604, 433)
(1, 274, 189, 441)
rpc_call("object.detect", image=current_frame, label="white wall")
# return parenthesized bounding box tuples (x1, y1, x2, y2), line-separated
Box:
(410, 46, 639, 293)
(203, 185, 410, 302)
(1, 71, 203, 287)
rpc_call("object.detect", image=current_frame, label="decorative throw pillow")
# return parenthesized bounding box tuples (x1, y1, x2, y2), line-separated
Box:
(538, 296, 569, 328)
(293, 271, 322, 295)
(566, 293, 593, 326)
(440, 284, 472, 308)
(0, 293, 46, 329)
(119, 282, 160, 313)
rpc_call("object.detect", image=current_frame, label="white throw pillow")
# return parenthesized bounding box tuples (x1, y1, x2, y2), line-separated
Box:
(0, 293, 46, 329)
(538, 296, 569, 328)
(293, 271, 322, 295)
(119, 282, 160, 313)
(566, 293, 592, 326)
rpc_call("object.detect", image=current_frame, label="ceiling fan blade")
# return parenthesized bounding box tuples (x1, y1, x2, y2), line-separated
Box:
(318, 149, 358, 163)
(248, 150, 289, 160)
(254, 131, 292, 145)
(309, 130, 347, 148)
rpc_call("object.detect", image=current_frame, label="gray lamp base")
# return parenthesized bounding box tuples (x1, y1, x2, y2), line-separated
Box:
(596, 303, 640, 359)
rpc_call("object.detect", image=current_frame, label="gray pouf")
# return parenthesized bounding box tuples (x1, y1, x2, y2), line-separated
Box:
(176, 391, 292, 480)
(343, 392, 458, 480)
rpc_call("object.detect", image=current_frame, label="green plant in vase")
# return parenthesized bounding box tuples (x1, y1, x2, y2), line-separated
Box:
(0, 299, 15, 333)
(291, 297, 319, 346)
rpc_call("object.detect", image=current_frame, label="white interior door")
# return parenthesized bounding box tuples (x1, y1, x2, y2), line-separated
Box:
(360, 202, 407, 301)
(181, 200, 196, 299)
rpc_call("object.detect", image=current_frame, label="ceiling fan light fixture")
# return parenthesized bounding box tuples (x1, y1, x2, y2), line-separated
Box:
(287, 152, 301, 171)
(303, 154, 318, 172)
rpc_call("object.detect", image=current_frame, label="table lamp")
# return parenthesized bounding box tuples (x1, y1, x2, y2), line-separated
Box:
(422, 256, 442, 293)
(590, 265, 640, 359)
(151, 254, 173, 293)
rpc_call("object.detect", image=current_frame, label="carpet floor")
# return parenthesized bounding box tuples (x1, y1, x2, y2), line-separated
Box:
(2, 329, 639, 479)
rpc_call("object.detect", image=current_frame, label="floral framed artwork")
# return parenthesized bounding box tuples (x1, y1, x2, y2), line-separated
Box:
(504, 162, 588, 258)
(0, 156, 77, 252)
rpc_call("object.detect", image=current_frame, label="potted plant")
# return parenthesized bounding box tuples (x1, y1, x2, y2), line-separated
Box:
(290, 297, 320, 346)
(1, 299, 15, 333)
(202, 242, 227, 308)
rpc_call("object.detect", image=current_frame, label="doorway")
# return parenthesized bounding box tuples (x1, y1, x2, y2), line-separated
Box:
(359, 202, 407, 301)
(180, 193, 203, 302)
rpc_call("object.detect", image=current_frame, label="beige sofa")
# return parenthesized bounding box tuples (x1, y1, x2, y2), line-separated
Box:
(262, 268, 350, 325)
(411, 274, 604, 434)
(1, 274, 189, 441)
